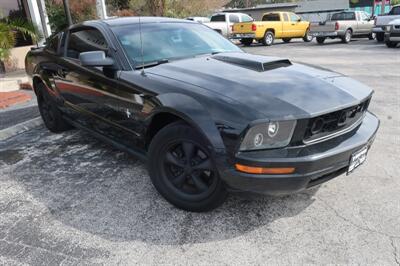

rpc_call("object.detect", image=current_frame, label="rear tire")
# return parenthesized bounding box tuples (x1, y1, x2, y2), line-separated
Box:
(376, 32, 385, 42)
(316, 37, 326, 44)
(262, 31, 275, 46)
(282, 38, 292, 43)
(386, 41, 398, 48)
(240, 38, 253, 46)
(341, 29, 352, 43)
(37, 83, 71, 133)
(148, 122, 228, 212)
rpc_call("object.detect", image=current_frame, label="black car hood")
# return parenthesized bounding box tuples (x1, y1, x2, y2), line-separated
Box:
(147, 52, 373, 120)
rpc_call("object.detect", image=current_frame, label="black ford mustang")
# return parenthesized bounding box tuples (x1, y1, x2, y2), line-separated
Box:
(26, 17, 379, 212)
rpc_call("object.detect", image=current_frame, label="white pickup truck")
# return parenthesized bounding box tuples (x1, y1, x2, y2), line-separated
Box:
(373, 4, 400, 42)
(204, 12, 254, 38)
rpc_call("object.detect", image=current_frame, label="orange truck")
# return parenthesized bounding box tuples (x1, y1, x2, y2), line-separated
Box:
(232, 12, 313, 46)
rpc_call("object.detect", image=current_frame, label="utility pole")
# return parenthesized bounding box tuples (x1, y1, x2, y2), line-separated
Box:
(96, 0, 108, 19)
(62, 0, 73, 26)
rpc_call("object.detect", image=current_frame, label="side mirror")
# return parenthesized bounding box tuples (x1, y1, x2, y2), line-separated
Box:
(79, 51, 114, 67)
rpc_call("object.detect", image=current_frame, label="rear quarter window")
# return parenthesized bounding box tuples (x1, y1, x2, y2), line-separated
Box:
(45, 33, 62, 54)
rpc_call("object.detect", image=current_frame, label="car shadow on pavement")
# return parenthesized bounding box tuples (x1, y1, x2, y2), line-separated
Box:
(1, 127, 319, 246)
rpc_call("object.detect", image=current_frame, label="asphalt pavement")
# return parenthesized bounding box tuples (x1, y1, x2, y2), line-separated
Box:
(0, 38, 399, 265)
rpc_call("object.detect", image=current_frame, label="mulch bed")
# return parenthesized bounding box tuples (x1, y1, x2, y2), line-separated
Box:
(0, 91, 32, 109)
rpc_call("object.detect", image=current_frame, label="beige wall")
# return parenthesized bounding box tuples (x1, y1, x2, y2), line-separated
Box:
(5, 46, 33, 73)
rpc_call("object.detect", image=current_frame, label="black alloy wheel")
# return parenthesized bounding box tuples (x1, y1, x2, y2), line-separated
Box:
(37, 83, 71, 133)
(148, 122, 227, 212)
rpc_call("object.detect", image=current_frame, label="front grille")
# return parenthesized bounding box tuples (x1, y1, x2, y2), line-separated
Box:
(303, 99, 370, 144)
(395, 25, 400, 29)
(391, 32, 400, 37)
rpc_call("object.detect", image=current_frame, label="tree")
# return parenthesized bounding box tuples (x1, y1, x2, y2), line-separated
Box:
(0, 18, 42, 74)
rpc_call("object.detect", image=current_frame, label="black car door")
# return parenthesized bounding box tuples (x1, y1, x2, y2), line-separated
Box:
(54, 26, 146, 151)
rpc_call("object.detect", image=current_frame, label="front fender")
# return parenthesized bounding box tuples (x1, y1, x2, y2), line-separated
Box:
(154, 93, 226, 155)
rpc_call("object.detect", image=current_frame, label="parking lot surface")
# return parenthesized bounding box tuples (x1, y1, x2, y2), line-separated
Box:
(0, 39, 399, 265)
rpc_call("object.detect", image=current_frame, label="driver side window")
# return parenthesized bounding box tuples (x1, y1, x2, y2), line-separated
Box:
(66, 28, 108, 60)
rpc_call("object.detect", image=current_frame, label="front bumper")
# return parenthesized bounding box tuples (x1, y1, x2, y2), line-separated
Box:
(373, 26, 386, 33)
(219, 112, 379, 195)
(385, 32, 400, 42)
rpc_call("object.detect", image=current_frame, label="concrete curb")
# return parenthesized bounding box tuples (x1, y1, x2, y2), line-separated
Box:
(0, 117, 43, 141)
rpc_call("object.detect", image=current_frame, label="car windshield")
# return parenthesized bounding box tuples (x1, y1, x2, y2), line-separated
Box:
(113, 22, 242, 67)
(331, 12, 356, 21)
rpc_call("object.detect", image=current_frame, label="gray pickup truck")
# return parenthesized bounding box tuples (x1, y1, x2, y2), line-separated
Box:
(310, 11, 374, 44)
(373, 5, 400, 42)
(385, 18, 400, 48)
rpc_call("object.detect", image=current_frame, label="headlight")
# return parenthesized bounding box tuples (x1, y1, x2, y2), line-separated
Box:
(240, 120, 297, 151)
(386, 26, 392, 32)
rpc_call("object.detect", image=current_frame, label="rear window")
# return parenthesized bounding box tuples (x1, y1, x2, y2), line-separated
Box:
(331, 12, 356, 21)
(262, 13, 280, 21)
(211, 15, 226, 22)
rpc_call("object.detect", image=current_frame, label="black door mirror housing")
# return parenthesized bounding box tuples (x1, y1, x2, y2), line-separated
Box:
(79, 51, 114, 67)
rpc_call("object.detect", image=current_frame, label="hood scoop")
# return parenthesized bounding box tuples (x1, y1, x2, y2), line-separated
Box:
(212, 54, 292, 72)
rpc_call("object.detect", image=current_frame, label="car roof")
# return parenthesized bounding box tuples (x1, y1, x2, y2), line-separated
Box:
(100, 16, 195, 27)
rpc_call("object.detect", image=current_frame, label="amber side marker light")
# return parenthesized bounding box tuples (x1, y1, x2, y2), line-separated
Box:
(235, 164, 295, 175)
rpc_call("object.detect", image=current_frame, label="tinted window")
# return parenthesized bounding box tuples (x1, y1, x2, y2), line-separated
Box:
(283, 13, 289, 22)
(262, 13, 280, 21)
(45, 33, 61, 54)
(66, 28, 108, 59)
(113, 23, 241, 67)
(210, 15, 225, 22)
(229, 15, 239, 23)
(331, 12, 356, 21)
(390, 6, 400, 15)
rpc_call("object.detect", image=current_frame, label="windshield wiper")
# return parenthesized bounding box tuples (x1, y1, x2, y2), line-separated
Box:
(135, 59, 169, 69)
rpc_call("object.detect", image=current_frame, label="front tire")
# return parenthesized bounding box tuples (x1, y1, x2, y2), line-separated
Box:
(37, 83, 71, 133)
(342, 29, 352, 43)
(376, 32, 385, 42)
(303, 29, 313, 42)
(148, 122, 227, 212)
(262, 31, 275, 46)
(316, 37, 326, 44)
